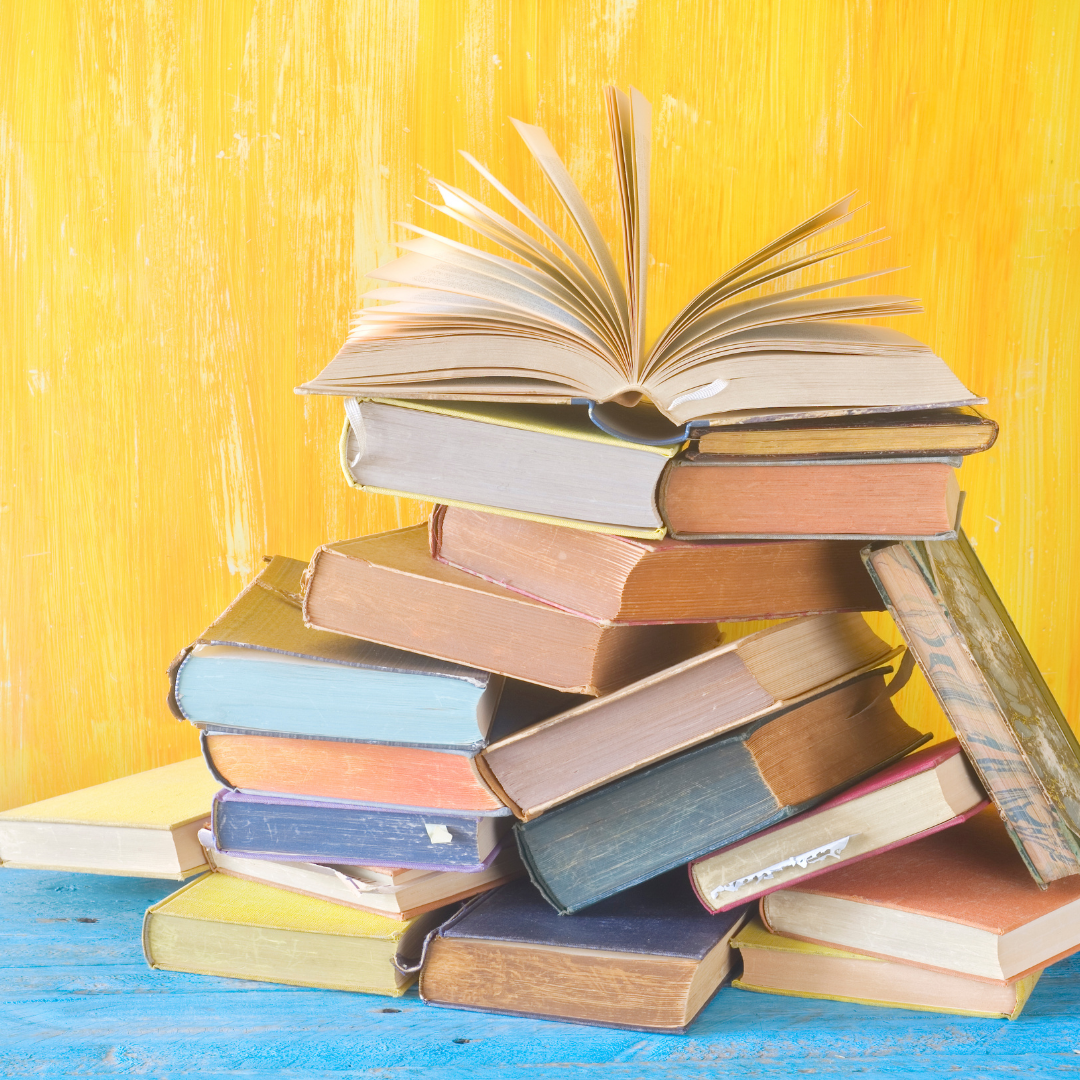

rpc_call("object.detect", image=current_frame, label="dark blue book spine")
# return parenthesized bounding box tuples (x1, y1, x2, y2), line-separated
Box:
(212, 793, 506, 871)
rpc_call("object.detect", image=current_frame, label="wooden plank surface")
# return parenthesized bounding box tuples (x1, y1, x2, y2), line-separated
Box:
(4, 0, 1080, 811)
(3, 867, 1078, 1078)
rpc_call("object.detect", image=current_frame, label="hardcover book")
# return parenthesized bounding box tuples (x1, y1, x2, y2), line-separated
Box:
(0, 758, 219, 879)
(169, 555, 575, 751)
(143, 872, 445, 995)
(199, 829, 523, 920)
(732, 917, 1040, 1020)
(300, 524, 718, 695)
(297, 87, 981, 438)
(514, 670, 928, 913)
(863, 532, 1080, 884)
(689, 739, 988, 912)
(760, 809, 1080, 983)
(210, 788, 512, 872)
(341, 398, 677, 538)
(694, 407, 998, 458)
(419, 873, 750, 1032)
(660, 455, 961, 540)
(481, 613, 898, 820)
(430, 504, 885, 623)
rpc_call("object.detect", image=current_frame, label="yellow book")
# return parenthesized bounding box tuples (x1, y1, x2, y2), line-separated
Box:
(143, 872, 444, 995)
(338, 398, 678, 539)
(0, 758, 219, 879)
(732, 917, 1040, 1020)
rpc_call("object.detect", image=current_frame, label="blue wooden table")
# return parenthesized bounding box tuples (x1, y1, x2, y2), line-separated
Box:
(3, 869, 1078, 1078)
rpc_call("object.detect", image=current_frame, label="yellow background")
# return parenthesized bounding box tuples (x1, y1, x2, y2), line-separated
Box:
(3, 1, 1078, 807)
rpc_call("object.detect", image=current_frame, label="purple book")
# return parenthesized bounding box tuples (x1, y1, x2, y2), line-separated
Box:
(689, 739, 989, 912)
(211, 788, 512, 873)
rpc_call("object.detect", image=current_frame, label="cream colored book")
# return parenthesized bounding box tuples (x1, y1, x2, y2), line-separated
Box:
(0, 758, 219, 879)
(143, 872, 445, 995)
(199, 828, 523, 919)
(298, 87, 982, 438)
(732, 918, 1041, 1020)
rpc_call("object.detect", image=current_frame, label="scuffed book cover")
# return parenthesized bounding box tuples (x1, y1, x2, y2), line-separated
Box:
(862, 532, 1080, 885)
(211, 788, 512, 873)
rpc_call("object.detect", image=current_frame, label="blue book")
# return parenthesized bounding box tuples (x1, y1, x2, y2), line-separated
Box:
(514, 671, 928, 913)
(211, 788, 512, 872)
(168, 555, 581, 751)
(419, 873, 751, 1032)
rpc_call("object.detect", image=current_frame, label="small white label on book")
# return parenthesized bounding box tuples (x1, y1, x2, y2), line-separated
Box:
(709, 835, 855, 900)
(425, 823, 453, 844)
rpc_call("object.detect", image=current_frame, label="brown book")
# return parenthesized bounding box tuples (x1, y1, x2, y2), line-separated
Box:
(419, 874, 750, 1033)
(732, 917, 1039, 1020)
(481, 613, 898, 820)
(760, 810, 1080, 983)
(301, 525, 719, 695)
(695, 408, 998, 458)
(430, 505, 884, 623)
(660, 456, 961, 539)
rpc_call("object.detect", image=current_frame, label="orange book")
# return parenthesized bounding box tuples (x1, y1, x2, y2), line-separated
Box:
(203, 732, 503, 812)
(760, 809, 1080, 983)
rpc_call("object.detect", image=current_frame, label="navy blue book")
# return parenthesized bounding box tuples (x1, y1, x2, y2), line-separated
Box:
(418, 872, 751, 1032)
(210, 789, 512, 872)
(514, 671, 928, 913)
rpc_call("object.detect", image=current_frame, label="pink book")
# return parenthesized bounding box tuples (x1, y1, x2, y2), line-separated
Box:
(689, 740, 989, 913)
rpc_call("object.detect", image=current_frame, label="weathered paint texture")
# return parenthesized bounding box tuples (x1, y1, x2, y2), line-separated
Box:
(3, 1, 1079, 807)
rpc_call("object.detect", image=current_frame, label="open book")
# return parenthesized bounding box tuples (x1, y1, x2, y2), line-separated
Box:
(299, 87, 983, 441)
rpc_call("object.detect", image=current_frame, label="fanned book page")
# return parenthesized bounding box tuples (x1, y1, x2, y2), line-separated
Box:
(298, 87, 983, 436)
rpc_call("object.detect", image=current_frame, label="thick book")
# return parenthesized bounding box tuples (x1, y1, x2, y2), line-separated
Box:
(210, 788, 512, 872)
(198, 828, 523, 920)
(341, 399, 677, 538)
(431, 504, 885, 623)
(863, 532, 1080, 885)
(732, 917, 1040, 1020)
(169, 555, 574, 752)
(689, 739, 988, 912)
(514, 670, 928, 913)
(695, 407, 998, 458)
(143, 872, 445, 995)
(419, 873, 750, 1033)
(761, 810, 1080, 983)
(300, 525, 718, 695)
(202, 729, 506, 812)
(481, 614, 899, 820)
(0, 758, 219, 879)
(661, 455, 961, 540)
(297, 87, 982, 437)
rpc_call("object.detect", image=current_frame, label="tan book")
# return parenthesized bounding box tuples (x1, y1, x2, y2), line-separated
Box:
(696, 408, 998, 458)
(300, 524, 719, 695)
(199, 829, 523, 920)
(0, 759, 219, 879)
(297, 88, 982, 436)
(732, 918, 1040, 1020)
(143, 872, 445, 995)
(481, 613, 899, 820)
(430, 504, 885, 623)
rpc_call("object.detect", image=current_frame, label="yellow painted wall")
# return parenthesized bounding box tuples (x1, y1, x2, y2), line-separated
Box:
(3, 0, 1078, 806)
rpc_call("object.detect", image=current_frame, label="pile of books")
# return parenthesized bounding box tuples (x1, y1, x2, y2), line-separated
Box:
(4, 87, 1080, 1033)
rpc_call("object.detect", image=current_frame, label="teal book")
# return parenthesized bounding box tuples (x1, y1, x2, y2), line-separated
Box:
(515, 671, 928, 913)
(168, 556, 579, 752)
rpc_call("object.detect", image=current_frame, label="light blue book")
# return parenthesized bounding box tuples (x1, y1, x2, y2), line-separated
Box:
(168, 556, 580, 752)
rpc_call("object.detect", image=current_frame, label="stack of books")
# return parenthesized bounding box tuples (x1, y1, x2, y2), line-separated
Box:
(6, 87, 1080, 1031)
